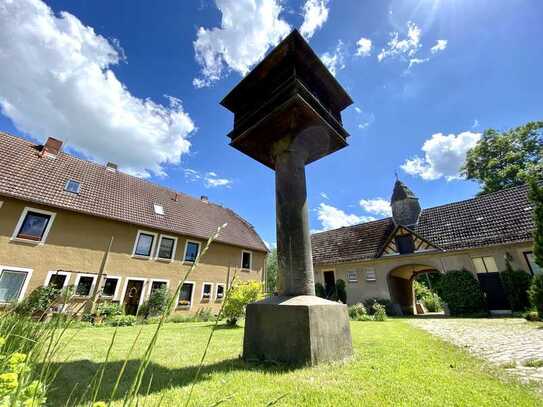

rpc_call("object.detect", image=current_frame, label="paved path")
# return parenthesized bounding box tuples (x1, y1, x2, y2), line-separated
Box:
(409, 318, 543, 387)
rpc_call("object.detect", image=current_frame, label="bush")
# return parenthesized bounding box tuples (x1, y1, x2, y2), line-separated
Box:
(223, 280, 262, 327)
(194, 307, 214, 322)
(524, 310, 540, 322)
(413, 281, 443, 312)
(372, 303, 387, 321)
(348, 303, 367, 320)
(96, 302, 123, 320)
(528, 274, 543, 317)
(500, 270, 532, 311)
(438, 270, 485, 315)
(14, 286, 61, 316)
(138, 287, 171, 319)
(107, 315, 137, 327)
(315, 283, 326, 299)
(363, 298, 394, 316)
(334, 279, 347, 303)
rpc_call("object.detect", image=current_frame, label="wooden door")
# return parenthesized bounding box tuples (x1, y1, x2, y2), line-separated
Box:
(123, 280, 144, 315)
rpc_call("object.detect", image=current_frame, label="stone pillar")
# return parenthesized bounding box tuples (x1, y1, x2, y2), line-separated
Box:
(275, 148, 315, 296)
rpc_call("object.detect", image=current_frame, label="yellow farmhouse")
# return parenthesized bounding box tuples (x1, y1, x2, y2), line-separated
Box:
(0, 132, 267, 314)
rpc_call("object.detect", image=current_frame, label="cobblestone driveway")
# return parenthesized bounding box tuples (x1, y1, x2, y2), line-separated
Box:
(409, 318, 543, 387)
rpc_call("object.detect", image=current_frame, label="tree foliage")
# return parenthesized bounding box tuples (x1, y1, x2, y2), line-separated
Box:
(529, 180, 543, 271)
(265, 248, 278, 294)
(463, 121, 543, 194)
(438, 270, 485, 315)
(223, 280, 263, 327)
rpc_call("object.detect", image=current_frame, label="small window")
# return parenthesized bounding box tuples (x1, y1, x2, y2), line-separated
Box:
(524, 252, 542, 275)
(395, 235, 415, 254)
(102, 277, 119, 297)
(202, 283, 213, 300)
(153, 204, 164, 215)
(347, 271, 358, 283)
(150, 281, 168, 294)
(216, 284, 225, 300)
(16, 210, 52, 241)
(178, 282, 194, 306)
(133, 231, 156, 257)
(47, 273, 68, 290)
(472, 256, 498, 273)
(157, 236, 176, 260)
(241, 251, 252, 270)
(0, 269, 30, 303)
(184, 241, 200, 262)
(365, 268, 376, 282)
(75, 276, 95, 297)
(65, 179, 81, 194)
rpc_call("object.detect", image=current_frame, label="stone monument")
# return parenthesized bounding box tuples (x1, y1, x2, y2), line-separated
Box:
(220, 30, 353, 365)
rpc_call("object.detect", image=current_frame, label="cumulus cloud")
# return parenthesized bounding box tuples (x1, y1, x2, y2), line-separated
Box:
(184, 169, 233, 188)
(192, 0, 290, 87)
(377, 21, 421, 62)
(314, 203, 374, 232)
(320, 40, 346, 76)
(356, 37, 372, 57)
(300, 0, 330, 40)
(359, 198, 392, 217)
(0, 0, 195, 178)
(431, 39, 448, 54)
(401, 131, 481, 181)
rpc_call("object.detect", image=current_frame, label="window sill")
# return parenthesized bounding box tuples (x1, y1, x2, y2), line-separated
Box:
(240, 268, 251, 272)
(183, 261, 196, 266)
(132, 254, 152, 260)
(155, 257, 174, 263)
(177, 303, 191, 309)
(10, 237, 44, 245)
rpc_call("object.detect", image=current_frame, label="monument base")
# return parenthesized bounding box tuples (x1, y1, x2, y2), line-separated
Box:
(242, 295, 353, 365)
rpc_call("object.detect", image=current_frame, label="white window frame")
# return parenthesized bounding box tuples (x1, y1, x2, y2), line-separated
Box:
(11, 207, 56, 245)
(215, 283, 226, 301)
(153, 204, 164, 215)
(241, 250, 253, 270)
(64, 179, 81, 194)
(132, 230, 158, 259)
(472, 256, 498, 273)
(45, 271, 70, 289)
(120, 278, 149, 306)
(73, 274, 97, 298)
(201, 282, 214, 301)
(0, 266, 33, 303)
(100, 275, 121, 300)
(177, 280, 195, 309)
(155, 234, 178, 262)
(346, 271, 358, 283)
(147, 279, 170, 298)
(183, 240, 201, 263)
(365, 268, 377, 282)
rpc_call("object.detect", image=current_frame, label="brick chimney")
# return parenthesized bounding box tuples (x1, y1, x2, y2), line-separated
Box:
(200, 195, 209, 203)
(106, 162, 118, 172)
(42, 137, 63, 157)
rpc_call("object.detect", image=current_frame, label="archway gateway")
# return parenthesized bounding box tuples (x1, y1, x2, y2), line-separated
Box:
(388, 264, 441, 315)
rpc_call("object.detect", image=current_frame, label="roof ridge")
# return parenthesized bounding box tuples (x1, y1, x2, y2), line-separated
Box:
(312, 217, 392, 235)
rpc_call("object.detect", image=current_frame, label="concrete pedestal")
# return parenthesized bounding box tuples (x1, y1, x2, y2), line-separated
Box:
(243, 295, 353, 365)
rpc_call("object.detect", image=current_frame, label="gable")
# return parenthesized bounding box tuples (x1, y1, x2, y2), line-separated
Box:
(379, 225, 441, 257)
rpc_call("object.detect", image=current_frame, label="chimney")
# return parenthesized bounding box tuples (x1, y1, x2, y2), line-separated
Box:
(106, 162, 118, 172)
(390, 180, 421, 227)
(200, 195, 209, 203)
(42, 137, 63, 157)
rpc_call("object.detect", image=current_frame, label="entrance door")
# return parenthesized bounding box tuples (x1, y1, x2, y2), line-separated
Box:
(323, 271, 336, 298)
(477, 273, 510, 310)
(123, 280, 144, 315)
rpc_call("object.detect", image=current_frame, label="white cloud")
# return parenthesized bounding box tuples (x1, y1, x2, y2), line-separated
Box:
(320, 192, 329, 200)
(354, 106, 375, 129)
(314, 203, 374, 232)
(0, 0, 195, 178)
(431, 39, 448, 54)
(193, 0, 290, 87)
(378, 21, 421, 62)
(407, 57, 429, 69)
(300, 0, 330, 40)
(184, 168, 233, 188)
(401, 131, 481, 181)
(356, 37, 372, 57)
(472, 119, 480, 129)
(359, 198, 392, 217)
(320, 40, 346, 76)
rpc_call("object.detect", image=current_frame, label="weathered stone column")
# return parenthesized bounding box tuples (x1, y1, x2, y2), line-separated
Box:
(275, 147, 315, 296)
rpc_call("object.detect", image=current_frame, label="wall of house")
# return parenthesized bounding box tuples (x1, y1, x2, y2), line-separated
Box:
(0, 196, 266, 313)
(314, 242, 535, 306)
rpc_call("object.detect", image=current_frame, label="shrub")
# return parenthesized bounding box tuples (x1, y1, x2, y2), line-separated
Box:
(334, 279, 347, 303)
(414, 281, 443, 312)
(438, 270, 485, 315)
(528, 274, 543, 317)
(14, 286, 61, 316)
(194, 307, 214, 322)
(223, 280, 262, 327)
(107, 315, 137, 327)
(524, 310, 540, 322)
(500, 270, 532, 311)
(372, 303, 387, 321)
(315, 283, 326, 299)
(138, 287, 171, 319)
(363, 298, 394, 316)
(96, 302, 123, 319)
(348, 303, 367, 320)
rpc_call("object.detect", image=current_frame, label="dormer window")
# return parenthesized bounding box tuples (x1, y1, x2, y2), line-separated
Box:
(65, 179, 80, 194)
(153, 204, 164, 215)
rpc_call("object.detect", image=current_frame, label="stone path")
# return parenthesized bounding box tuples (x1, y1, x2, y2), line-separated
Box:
(409, 318, 543, 388)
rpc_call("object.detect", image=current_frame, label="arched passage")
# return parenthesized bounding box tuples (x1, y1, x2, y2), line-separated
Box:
(388, 264, 441, 315)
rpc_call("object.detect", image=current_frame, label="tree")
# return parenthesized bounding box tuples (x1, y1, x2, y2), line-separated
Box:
(463, 121, 543, 194)
(223, 280, 263, 327)
(265, 248, 278, 294)
(529, 180, 543, 271)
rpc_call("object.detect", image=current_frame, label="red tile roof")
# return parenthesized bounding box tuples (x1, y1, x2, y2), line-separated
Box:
(0, 132, 267, 252)
(312, 184, 535, 264)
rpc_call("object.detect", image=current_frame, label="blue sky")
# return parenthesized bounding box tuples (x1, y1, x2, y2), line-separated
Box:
(1, 0, 542, 247)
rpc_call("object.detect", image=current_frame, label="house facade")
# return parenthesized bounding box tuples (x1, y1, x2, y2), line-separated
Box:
(311, 180, 540, 314)
(0, 132, 267, 314)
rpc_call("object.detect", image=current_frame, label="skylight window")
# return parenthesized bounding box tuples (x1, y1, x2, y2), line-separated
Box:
(65, 179, 80, 194)
(153, 204, 164, 215)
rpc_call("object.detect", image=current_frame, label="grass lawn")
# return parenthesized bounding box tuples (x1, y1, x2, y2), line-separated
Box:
(49, 319, 541, 406)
